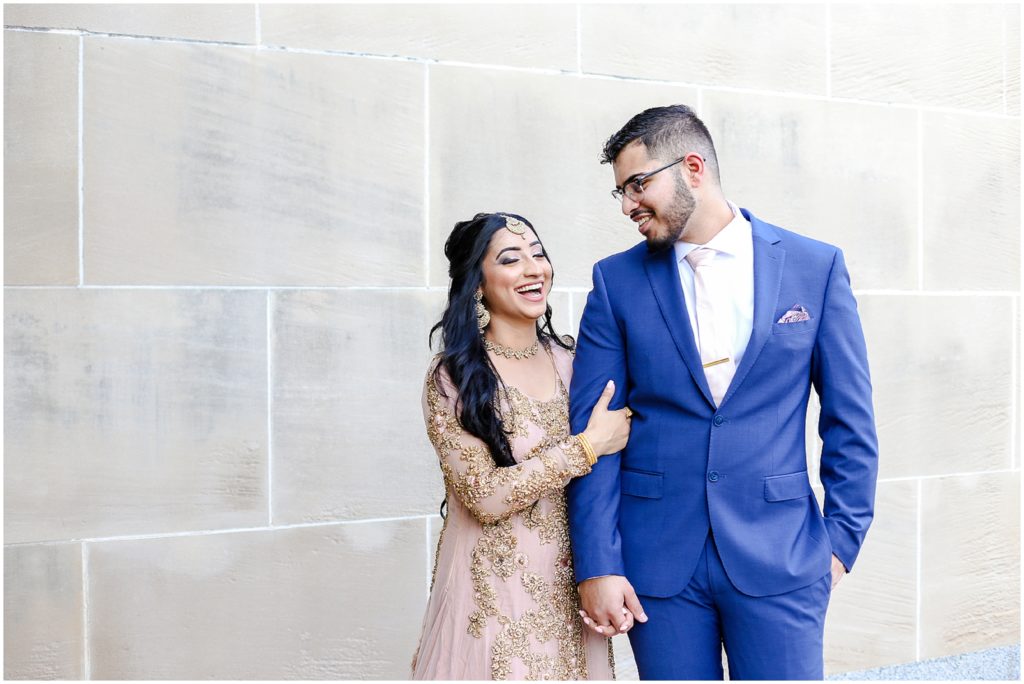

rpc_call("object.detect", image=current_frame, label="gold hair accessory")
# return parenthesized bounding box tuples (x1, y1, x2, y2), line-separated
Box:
(484, 338, 539, 360)
(576, 433, 598, 467)
(475, 289, 490, 332)
(503, 215, 526, 235)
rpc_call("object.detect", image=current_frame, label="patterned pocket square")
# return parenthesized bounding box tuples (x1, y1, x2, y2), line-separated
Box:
(777, 304, 811, 324)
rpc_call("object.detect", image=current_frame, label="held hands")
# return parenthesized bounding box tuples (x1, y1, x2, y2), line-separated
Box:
(581, 380, 632, 457)
(579, 558, 845, 637)
(577, 575, 647, 637)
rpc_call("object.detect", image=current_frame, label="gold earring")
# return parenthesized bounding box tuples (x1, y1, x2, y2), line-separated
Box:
(475, 289, 490, 332)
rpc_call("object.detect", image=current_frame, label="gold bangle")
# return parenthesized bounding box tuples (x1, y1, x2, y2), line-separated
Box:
(580, 436, 597, 467)
(576, 433, 598, 467)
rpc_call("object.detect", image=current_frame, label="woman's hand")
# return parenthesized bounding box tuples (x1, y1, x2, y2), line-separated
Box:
(581, 380, 631, 456)
(579, 606, 639, 637)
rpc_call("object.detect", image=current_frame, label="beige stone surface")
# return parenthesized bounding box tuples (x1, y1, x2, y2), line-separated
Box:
(568, 291, 585, 339)
(582, 4, 826, 94)
(824, 480, 916, 674)
(4, 289, 267, 543)
(84, 40, 424, 286)
(701, 92, 919, 291)
(261, 4, 576, 70)
(1017, 305, 1022, 471)
(923, 113, 1020, 290)
(1008, 5, 1021, 115)
(545, 290, 573, 339)
(271, 290, 445, 523)
(3, 4, 1020, 679)
(831, 4, 1006, 111)
(4, 4, 256, 43)
(811, 483, 826, 519)
(4, 543, 84, 680)
(87, 519, 426, 678)
(858, 295, 1012, 479)
(430, 65, 697, 289)
(805, 393, 823, 485)
(920, 472, 1020, 658)
(4, 31, 79, 285)
(613, 633, 639, 680)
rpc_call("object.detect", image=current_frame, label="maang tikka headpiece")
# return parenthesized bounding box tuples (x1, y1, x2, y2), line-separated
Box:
(502, 215, 526, 235)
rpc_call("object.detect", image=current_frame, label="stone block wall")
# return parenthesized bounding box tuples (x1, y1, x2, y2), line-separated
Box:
(4, 4, 1020, 679)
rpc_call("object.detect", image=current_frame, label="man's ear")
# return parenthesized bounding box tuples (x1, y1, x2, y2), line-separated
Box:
(683, 153, 706, 188)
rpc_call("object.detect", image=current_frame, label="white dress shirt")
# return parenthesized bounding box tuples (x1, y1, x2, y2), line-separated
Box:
(672, 201, 755, 370)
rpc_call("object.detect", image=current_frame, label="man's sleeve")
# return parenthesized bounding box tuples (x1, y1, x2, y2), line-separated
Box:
(567, 261, 629, 582)
(811, 248, 879, 572)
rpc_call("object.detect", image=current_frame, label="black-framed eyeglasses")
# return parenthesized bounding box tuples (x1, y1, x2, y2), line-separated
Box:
(611, 155, 698, 202)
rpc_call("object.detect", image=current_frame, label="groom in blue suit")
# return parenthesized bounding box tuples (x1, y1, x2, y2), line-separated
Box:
(567, 105, 878, 680)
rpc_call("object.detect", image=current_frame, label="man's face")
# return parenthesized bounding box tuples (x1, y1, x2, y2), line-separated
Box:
(611, 141, 696, 253)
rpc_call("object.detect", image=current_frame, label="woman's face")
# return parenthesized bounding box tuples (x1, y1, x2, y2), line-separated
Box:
(479, 224, 552, 326)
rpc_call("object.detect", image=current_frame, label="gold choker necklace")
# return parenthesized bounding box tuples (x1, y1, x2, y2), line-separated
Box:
(484, 338, 540, 360)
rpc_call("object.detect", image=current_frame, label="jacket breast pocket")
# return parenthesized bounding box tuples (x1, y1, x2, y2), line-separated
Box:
(621, 469, 663, 499)
(764, 471, 812, 502)
(772, 319, 816, 335)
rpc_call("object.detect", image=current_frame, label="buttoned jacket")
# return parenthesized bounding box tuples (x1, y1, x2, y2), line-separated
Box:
(567, 208, 879, 598)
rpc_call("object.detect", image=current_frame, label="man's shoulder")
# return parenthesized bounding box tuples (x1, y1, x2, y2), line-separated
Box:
(745, 209, 842, 264)
(593, 241, 648, 272)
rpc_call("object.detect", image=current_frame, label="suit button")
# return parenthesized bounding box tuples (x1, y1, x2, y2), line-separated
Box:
(708, 471, 720, 482)
(713, 415, 725, 426)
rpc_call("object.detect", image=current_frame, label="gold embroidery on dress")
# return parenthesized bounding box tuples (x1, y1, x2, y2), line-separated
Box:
(421, 352, 609, 680)
(428, 375, 589, 525)
(489, 568, 588, 680)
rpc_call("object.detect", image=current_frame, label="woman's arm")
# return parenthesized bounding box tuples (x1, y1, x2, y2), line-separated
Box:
(423, 366, 590, 525)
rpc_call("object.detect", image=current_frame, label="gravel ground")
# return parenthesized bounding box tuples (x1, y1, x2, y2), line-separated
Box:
(829, 645, 1021, 681)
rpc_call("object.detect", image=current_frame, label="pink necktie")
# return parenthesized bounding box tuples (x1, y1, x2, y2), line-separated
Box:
(685, 248, 735, 407)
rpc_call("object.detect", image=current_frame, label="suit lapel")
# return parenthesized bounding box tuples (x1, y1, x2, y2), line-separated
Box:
(720, 211, 784, 406)
(643, 248, 715, 407)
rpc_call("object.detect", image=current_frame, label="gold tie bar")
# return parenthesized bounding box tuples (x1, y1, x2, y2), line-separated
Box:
(703, 357, 730, 369)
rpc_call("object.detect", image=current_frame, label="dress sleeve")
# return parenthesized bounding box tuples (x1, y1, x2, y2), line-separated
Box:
(422, 363, 591, 525)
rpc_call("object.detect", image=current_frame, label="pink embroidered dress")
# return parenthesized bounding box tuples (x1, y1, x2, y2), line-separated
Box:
(411, 340, 614, 680)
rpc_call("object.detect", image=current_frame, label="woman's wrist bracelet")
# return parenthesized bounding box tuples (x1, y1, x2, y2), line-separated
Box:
(576, 433, 598, 467)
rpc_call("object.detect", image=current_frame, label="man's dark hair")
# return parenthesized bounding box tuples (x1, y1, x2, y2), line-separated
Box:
(601, 104, 721, 184)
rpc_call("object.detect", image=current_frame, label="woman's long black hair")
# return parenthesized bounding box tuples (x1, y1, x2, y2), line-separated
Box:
(429, 212, 573, 473)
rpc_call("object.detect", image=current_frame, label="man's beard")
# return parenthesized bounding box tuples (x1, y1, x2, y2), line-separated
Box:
(645, 178, 696, 254)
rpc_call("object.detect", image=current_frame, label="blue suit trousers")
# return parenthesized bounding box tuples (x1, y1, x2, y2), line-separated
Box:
(627, 533, 832, 680)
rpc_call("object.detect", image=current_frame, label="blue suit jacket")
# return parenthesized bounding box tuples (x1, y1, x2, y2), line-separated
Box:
(567, 209, 878, 598)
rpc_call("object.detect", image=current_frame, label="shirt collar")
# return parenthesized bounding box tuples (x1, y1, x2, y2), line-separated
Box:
(674, 200, 751, 262)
